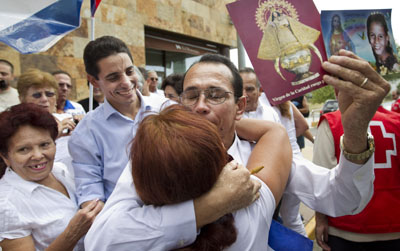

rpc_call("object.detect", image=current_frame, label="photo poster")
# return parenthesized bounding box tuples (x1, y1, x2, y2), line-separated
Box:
(226, 0, 328, 105)
(321, 9, 400, 78)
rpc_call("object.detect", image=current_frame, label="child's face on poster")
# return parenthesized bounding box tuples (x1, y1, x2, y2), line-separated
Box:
(369, 22, 389, 56)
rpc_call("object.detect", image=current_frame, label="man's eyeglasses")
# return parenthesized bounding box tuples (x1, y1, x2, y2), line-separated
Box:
(32, 91, 56, 99)
(180, 88, 233, 106)
(150, 77, 158, 81)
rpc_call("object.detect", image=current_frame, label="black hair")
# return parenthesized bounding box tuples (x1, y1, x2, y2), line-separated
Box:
(83, 36, 133, 79)
(0, 59, 14, 74)
(161, 73, 183, 95)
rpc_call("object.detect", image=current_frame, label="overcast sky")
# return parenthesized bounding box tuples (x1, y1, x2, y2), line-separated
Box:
(231, 0, 399, 67)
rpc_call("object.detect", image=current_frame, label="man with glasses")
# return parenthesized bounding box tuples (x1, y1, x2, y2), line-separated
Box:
(143, 70, 165, 97)
(0, 59, 19, 112)
(52, 70, 85, 116)
(180, 53, 387, 238)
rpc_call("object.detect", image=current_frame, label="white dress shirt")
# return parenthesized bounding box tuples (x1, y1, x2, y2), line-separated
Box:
(85, 135, 276, 251)
(228, 132, 374, 217)
(0, 163, 82, 251)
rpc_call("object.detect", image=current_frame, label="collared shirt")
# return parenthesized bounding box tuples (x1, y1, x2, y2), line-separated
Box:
(0, 163, 82, 251)
(229, 133, 375, 217)
(84, 138, 275, 251)
(63, 100, 86, 116)
(68, 91, 172, 205)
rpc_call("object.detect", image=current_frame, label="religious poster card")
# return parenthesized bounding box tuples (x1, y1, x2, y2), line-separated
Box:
(321, 9, 400, 78)
(227, 0, 327, 105)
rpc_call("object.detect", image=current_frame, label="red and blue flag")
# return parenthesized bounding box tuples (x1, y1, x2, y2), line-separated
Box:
(91, 0, 102, 17)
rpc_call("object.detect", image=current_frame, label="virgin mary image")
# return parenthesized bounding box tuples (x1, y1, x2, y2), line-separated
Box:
(256, 0, 323, 85)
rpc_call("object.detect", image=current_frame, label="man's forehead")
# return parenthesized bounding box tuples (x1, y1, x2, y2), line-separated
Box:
(55, 73, 71, 82)
(183, 62, 233, 89)
(0, 62, 12, 73)
(98, 53, 133, 74)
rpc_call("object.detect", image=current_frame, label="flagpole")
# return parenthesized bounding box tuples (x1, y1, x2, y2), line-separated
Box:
(89, 16, 95, 111)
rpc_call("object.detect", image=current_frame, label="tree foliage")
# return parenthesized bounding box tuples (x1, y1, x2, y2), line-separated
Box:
(309, 85, 335, 104)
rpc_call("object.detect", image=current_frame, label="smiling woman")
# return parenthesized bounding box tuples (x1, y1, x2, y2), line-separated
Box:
(0, 103, 102, 251)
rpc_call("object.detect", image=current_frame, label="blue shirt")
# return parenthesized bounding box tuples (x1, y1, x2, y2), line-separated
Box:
(68, 91, 171, 205)
(63, 100, 86, 116)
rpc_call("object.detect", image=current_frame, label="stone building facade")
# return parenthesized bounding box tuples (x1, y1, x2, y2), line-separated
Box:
(0, 0, 237, 101)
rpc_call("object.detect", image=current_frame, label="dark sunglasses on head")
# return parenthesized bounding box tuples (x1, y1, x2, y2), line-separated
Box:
(150, 77, 158, 81)
(32, 91, 56, 99)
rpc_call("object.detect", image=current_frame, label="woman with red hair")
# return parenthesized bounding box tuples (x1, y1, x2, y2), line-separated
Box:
(131, 104, 277, 250)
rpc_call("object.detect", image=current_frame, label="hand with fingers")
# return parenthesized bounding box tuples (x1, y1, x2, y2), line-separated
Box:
(46, 199, 104, 251)
(215, 161, 262, 213)
(58, 118, 76, 137)
(194, 160, 261, 228)
(322, 49, 390, 163)
(64, 199, 104, 242)
(315, 212, 331, 251)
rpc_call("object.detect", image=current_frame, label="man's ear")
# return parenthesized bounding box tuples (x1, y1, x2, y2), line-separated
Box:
(235, 96, 246, 121)
(87, 74, 100, 89)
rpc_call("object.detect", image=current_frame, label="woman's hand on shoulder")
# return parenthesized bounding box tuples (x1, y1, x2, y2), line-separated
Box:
(64, 199, 103, 242)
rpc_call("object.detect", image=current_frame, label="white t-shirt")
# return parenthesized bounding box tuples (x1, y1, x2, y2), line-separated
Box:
(0, 163, 82, 251)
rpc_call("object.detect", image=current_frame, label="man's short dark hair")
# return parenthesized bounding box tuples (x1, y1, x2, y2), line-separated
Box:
(83, 36, 133, 79)
(52, 70, 71, 78)
(183, 54, 243, 102)
(239, 67, 260, 88)
(161, 73, 183, 95)
(0, 59, 14, 74)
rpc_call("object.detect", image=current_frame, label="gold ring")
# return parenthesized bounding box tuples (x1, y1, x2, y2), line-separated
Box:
(360, 77, 368, 88)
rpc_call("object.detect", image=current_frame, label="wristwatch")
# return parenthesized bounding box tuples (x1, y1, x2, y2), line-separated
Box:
(340, 133, 375, 161)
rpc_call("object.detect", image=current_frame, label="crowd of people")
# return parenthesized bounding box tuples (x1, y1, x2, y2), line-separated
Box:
(0, 32, 398, 251)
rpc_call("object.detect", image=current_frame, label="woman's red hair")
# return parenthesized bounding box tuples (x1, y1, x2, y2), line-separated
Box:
(131, 104, 236, 250)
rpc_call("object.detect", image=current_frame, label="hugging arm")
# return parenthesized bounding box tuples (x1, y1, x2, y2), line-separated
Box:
(236, 118, 292, 203)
